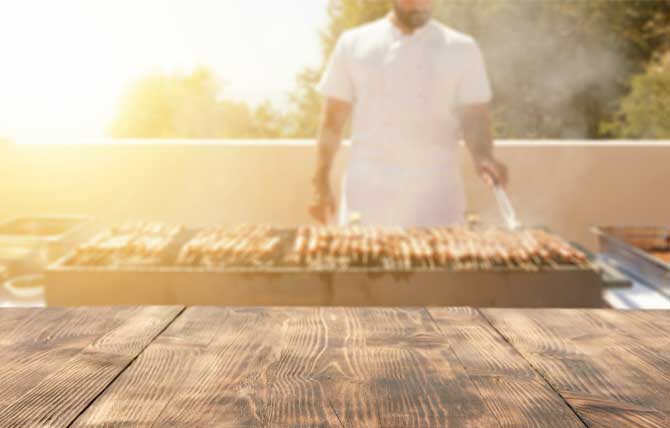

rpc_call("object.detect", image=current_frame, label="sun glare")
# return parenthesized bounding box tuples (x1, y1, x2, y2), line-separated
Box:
(0, 0, 326, 142)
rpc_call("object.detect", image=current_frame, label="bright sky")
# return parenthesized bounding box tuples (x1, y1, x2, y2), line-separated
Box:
(0, 0, 329, 139)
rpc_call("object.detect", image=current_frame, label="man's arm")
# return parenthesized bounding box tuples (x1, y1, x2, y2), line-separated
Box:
(309, 97, 352, 224)
(459, 103, 508, 187)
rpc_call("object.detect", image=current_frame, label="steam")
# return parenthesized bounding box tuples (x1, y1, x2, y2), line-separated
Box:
(439, 2, 638, 139)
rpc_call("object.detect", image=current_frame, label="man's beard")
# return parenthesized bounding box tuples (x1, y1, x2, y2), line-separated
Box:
(393, 5, 432, 29)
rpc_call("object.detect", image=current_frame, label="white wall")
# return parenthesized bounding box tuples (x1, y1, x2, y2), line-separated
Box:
(1, 139, 668, 250)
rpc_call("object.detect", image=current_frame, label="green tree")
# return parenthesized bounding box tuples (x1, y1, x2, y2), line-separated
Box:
(284, 67, 323, 138)
(249, 101, 290, 139)
(109, 67, 288, 139)
(603, 52, 670, 138)
(110, 67, 225, 138)
(435, 0, 670, 138)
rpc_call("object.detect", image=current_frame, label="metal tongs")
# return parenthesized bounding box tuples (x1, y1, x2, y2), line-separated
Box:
(492, 184, 522, 230)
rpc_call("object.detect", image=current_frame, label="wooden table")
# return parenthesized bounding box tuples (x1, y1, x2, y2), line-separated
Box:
(1, 307, 668, 427)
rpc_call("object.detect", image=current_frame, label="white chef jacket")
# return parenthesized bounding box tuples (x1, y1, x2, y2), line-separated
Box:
(316, 17, 492, 227)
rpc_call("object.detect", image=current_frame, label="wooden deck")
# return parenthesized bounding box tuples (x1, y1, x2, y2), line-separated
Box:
(0, 307, 668, 427)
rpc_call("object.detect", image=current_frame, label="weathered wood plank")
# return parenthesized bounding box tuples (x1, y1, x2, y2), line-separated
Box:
(0, 306, 183, 428)
(70, 306, 234, 428)
(8, 307, 663, 428)
(0, 307, 128, 407)
(75, 307, 344, 427)
(428, 307, 586, 428)
(74, 307, 508, 427)
(317, 307, 500, 427)
(482, 309, 670, 428)
(0, 307, 42, 337)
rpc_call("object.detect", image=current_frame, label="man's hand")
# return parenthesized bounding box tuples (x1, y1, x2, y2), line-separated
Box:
(475, 156, 508, 188)
(459, 103, 509, 187)
(309, 173, 336, 224)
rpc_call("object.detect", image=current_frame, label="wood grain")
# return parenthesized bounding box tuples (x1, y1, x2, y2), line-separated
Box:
(70, 306, 234, 428)
(0, 306, 182, 428)
(316, 307, 499, 427)
(482, 309, 670, 428)
(0, 307, 124, 407)
(74, 307, 343, 427)
(74, 307, 507, 427)
(428, 307, 586, 428)
(4, 307, 669, 428)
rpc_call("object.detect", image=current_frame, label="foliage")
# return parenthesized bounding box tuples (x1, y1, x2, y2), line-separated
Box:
(602, 52, 670, 138)
(109, 67, 287, 139)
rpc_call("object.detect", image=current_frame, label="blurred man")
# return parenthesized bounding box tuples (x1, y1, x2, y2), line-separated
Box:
(310, 0, 507, 226)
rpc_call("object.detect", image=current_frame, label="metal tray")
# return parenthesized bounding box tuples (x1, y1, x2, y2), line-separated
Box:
(592, 226, 670, 297)
(0, 216, 95, 275)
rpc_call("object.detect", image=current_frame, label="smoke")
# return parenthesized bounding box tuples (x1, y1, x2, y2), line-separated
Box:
(438, 1, 640, 139)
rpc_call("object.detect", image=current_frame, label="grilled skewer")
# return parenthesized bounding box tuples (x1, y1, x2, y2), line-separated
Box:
(67, 222, 184, 267)
(282, 226, 589, 271)
(68, 222, 589, 272)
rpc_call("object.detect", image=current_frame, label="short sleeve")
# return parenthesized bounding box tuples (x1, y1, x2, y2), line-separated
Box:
(316, 34, 354, 103)
(456, 42, 492, 106)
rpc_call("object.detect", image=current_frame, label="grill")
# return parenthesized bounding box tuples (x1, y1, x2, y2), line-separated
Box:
(46, 223, 603, 307)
